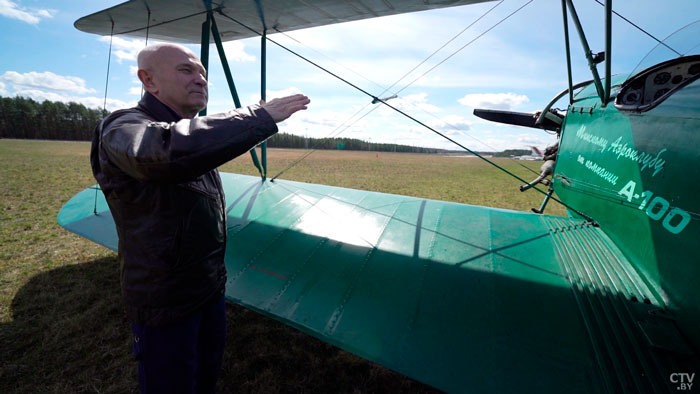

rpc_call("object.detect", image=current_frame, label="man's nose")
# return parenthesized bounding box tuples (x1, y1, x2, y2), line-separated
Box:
(194, 73, 207, 86)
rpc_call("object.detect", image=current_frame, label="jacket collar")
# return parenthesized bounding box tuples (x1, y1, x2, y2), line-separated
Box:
(137, 92, 183, 123)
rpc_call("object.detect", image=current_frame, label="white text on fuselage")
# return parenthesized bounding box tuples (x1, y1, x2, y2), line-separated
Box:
(575, 126, 666, 176)
(577, 155, 619, 185)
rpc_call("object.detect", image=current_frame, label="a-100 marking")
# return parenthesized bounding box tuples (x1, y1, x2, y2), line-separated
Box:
(618, 180, 691, 235)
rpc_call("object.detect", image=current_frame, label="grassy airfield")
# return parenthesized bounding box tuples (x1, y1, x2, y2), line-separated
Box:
(0, 139, 565, 393)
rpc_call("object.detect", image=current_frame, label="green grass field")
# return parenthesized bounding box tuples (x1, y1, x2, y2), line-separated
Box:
(0, 139, 564, 393)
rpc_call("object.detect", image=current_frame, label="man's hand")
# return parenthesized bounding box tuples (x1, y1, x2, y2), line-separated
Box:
(260, 94, 310, 123)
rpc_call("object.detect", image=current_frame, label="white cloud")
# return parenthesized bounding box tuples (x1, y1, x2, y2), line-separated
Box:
(380, 93, 441, 114)
(516, 133, 555, 148)
(10, 88, 133, 111)
(298, 109, 365, 129)
(0, 71, 95, 94)
(295, 111, 340, 128)
(426, 115, 471, 135)
(0, 70, 133, 111)
(128, 87, 142, 96)
(246, 87, 304, 104)
(265, 87, 303, 100)
(449, 131, 558, 152)
(99, 36, 145, 64)
(11, 88, 71, 102)
(222, 41, 256, 62)
(274, 108, 370, 139)
(457, 92, 529, 110)
(0, 0, 54, 25)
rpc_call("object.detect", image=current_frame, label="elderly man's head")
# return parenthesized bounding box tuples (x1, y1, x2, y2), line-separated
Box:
(137, 43, 208, 118)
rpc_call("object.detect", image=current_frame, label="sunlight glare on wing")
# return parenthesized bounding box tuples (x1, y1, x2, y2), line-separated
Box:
(293, 197, 387, 248)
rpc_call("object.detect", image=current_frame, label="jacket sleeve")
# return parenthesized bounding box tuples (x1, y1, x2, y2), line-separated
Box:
(99, 105, 277, 183)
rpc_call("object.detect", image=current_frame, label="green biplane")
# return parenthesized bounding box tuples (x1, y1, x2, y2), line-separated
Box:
(58, 1, 700, 392)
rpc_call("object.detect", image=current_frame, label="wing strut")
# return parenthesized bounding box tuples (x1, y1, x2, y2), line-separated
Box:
(198, 12, 210, 116)
(562, 0, 607, 106)
(260, 30, 268, 180)
(202, 6, 264, 178)
(216, 9, 598, 225)
(256, 0, 268, 180)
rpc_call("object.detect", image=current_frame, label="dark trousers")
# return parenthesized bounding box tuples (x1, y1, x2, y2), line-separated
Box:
(131, 296, 227, 394)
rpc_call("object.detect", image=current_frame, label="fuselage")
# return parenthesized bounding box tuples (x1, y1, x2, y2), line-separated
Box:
(553, 55, 700, 350)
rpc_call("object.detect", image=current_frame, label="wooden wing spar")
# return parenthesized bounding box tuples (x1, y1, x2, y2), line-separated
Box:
(75, 0, 493, 43)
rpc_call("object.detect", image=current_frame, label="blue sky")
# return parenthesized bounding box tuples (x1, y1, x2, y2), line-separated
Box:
(2, 0, 699, 151)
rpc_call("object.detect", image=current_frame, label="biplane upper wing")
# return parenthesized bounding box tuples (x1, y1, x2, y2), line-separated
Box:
(58, 174, 696, 393)
(75, 0, 493, 43)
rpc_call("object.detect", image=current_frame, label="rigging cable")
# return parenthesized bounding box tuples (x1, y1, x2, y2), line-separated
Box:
(269, 0, 503, 130)
(101, 20, 114, 117)
(141, 8, 152, 98)
(411, 106, 542, 176)
(271, 0, 538, 178)
(591, 0, 681, 56)
(394, 0, 531, 96)
(273, 27, 387, 93)
(302, 0, 542, 177)
(96, 20, 115, 215)
(267, 28, 391, 179)
(369, 0, 505, 99)
(385, 0, 545, 179)
(272, 104, 382, 180)
(217, 4, 596, 223)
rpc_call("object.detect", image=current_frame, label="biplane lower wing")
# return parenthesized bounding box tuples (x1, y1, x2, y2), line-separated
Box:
(58, 173, 693, 393)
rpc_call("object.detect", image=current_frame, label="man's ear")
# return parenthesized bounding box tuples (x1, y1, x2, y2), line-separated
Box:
(137, 69, 158, 95)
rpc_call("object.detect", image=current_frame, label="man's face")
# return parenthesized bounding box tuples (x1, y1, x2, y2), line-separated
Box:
(145, 47, 208, 118)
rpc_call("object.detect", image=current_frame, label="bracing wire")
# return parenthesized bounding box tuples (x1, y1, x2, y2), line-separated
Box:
(145, 9, 151, 47)
(105, 2, 538, 181)
(272, 104, 381, 180)
(96, 20, 115, 215)
(101, 21, 114, 117)
(276, 0, 505, 102)
(271, 0, 538, 179)
(274, 28, 387, 93)
(413, 107, 542, 176)
(141, 9, 152, 98)
(267, 30, 387, 180)
(379, 0, 505, 98)
(217, 4, 597, 223)
(394, 0, 532, 96)
(591, 0, 682, 56)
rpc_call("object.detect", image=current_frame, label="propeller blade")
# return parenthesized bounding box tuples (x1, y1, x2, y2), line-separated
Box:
(473, 109, 560, 131)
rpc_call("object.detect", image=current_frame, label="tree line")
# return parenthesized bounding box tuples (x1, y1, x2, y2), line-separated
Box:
(1, 96, 512, 155)
(493, 149, 531, 157)
(0, 96, 108, 141)
(265, 132, 441, 153)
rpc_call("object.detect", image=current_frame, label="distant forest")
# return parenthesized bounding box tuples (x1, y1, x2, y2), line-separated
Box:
(0, 96, 108, 141)
(0, 96, 527, 156)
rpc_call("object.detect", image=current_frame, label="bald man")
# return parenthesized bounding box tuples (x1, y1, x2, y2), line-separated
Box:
(90, 43, 309, 393)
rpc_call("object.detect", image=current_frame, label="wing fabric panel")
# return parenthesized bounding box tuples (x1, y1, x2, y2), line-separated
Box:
(57, 186, 118, 251)
(75, 0, 492, 43)
(219, 173, 606, 393)
(58, 173, 697, 393)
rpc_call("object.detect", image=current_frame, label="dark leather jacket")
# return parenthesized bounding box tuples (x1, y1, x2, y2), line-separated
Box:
(90, 93, 277, 326)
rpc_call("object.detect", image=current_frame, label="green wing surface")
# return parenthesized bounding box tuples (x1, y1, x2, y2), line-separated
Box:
(58, 173, 697, 393)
